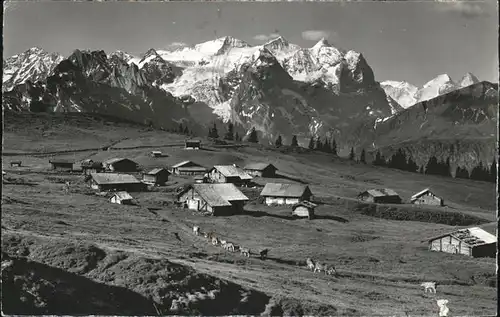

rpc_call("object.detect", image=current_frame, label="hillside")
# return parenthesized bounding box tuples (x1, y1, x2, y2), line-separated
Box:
(2, 112, 497, 316)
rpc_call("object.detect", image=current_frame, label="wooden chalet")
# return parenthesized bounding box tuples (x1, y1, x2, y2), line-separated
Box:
(110, 191, 134, 205)
(177, 183, 249, 216)
(410, 188, 444, 206)
(427, 223, 497, 258)
(185, 139, 201, 150)
(88, 173, 147, 192)
(292, 201, 317, 219)
(243, 163, 278, 178)
(10, 161, 22, 167)
(143, 168, 170, 186)
(357, 189, 402, 204)
(208, 165, 253, 186)
(260, 183, 313, 205)
(49, 159, 74, 171)
(171, 160, 207, 176)
(103, 158, 139, 173)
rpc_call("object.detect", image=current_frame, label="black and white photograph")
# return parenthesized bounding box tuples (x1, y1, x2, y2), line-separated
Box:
(1, 0, 498, 316)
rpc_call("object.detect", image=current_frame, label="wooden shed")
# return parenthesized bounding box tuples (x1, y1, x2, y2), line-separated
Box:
(260, 183, 313, 205)
(171, 160, 207, 176)
(427, 223, 497, 258)
(177, 183, 249, 216)
(110, 191, 134, 205)
(142, 168, 170, 186)
(410, 188, 444, 206)
(88, 173, 147, 192)
(150, 151, 162, 158)
(49, 159, 74, 171)
(185, 139, 201, 150)
(357, 189, 402, 204)
(243, 163, 278, 178)
(10, 161, 22, 167)
(103, 158, 139, 173)
(292, 201, 317, 219)
(208, 165, 253, 186)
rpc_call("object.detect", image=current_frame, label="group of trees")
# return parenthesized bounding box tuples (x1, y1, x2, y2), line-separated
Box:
(307, 136, 338, 155)
(274, 135, 299, 148)
(347, 147, 367, 164)
(177, 123, 190, 135)
(372, 149, 497, 183)
(208, 122, 243, 142)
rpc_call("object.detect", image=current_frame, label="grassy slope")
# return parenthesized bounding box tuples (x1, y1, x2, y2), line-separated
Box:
(2, 113, 497, 316)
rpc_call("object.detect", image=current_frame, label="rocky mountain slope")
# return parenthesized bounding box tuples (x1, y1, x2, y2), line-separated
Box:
(381, 72, 481, 109)
(368, 81, 498, 171)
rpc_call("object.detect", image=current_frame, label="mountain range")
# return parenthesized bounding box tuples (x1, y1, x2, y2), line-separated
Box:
(2, 36, 497, 168)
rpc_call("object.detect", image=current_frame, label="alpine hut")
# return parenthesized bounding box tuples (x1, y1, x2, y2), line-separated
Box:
(142, 168, 170, 186)
(49, 159, 74, 171)
(177, 183, 249, 216)
(357, 189, 402, 204)
(88, 173, 147, 192)
(171, 160, 207, 176)
(150, 151, 162, 158)
(185, 139, 201, 150)
(81, 160, 104, 175)
(427, 222, 497, 258)
(292, 201, 317, 219)
(243, 163, 278, 178)
(10, 161, 22, 167)
(208, 165, 253, 186)
(109, 191, 134, 205)
(260, 183, 313, 205)
(410, 188, 444, 206)
(103, 158, 139, 173)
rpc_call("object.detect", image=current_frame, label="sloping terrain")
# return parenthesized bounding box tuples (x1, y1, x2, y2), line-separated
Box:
(1, 112, 497, 316)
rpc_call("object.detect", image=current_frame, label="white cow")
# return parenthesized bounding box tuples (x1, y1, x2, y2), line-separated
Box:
(436, 299, 449, 317)
(223, 243, 236, 252)
(211, 237, 220, 246)
(240, 247, 250, 257)
(193, 226, 200, 236)
(314, 262, 327, 273)
(306, 258, 315, 271)
(326, 265, 337, 276)
(421, 282, 436, 293)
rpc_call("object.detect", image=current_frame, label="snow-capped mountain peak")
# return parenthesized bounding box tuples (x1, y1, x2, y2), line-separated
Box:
(422, 73, 453, 88)
(458, 72, 480, 88)
(311, 37, 330, 50)
(380, 80, 419, 109)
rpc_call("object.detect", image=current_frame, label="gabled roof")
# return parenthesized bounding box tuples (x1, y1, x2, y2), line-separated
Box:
(185, 183, 248, 207)
(428, 222, 497, 246)
(260, 183, 311, 198)
(49, 159, 74, 164)
(362, 188, 400, 197)
(111, 191, 133, 201)
(212, 165, 253, 180)
(243, 163, 278, 171)
(411, 188, 440, 200)
(90, 173, 141, 185)
(292, 200, 317, 209)
(103, 158, 137, 165)
(185, 139, 201, 143)
(151, 151, 162, 154)
(172, 160, 203, 168)
(146, 168, 170, 175)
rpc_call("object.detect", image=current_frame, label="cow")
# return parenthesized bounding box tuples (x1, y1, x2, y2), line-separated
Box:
(326, 265, 337, 276)
(314, 262, 327, 274)
(220, 240, 227, 246)
(421, 282, 437, 293)
(223, 243, 236, 252)
(306, 258, 315, 271)
(436, 299, 449, 317)
(240, 247, 250, 257)
(259, 248, 269, 260)
(211, 237, 220, 246)
(193, 226, 200, 236)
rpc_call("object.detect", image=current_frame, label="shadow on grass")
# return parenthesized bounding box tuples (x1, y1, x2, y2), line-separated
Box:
(240, 209, 349, 223)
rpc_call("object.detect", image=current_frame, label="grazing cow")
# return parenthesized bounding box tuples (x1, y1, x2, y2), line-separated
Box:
(205, 231, 215, 240)
(436, 299, 449, 317)
(306, 258, 315, 271)
(240, 248, 250, 257)
(421, 282, 436, 293)
(211, 237, 220, 246)
(326, 265, 337, 276)
(220, 240, 227, 246)
(224, 243, 236, 252)
(314, 262, 327, 273)
(193, 226, 200, 236)
(259, 249, 269, 260)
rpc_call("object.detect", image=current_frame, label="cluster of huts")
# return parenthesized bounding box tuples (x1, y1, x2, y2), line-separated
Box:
(357, 188, 444, 206)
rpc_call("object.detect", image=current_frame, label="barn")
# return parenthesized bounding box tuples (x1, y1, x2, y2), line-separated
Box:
(292, 201, 317, 219)
(103, 158, 139, 173)
(185, 139, 201, 150)
(49, 159, 74, 171)
(177, 183, 249, 216)
(427, 223, 497, 258)
(171, 161, 207, 176)
(142, 168, 170, 186)
(194, 175, 208, 183)
(410, 188, 444, 206)
(81, 160, 104, 175)
(260, 183, 313, 205)
(109, 191, 134, 205)
(357, 189, 402, 204)
(243, 163, 278, 178)
(88, 173, 147, 192)
(208, 165, 253, 186)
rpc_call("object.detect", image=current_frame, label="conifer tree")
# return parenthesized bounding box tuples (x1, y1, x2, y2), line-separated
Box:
(235, 132, 240, 142)
(291, 135, 298, 147)
(275, 135, 283, 147)
(183, 126, 189, 135)
(331, 138, 337, 156)
(349, 147, 355, 161)
(323, 137, 331, 153)
(315, 138, 322, 150)
(178, 123, 184, 134)
(248, 127, 258, 143)
(308, 137, 315, 150)
(224, 122, 234, 140)
(210, 123, 219, 139)
(360, 149, 366, 164)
